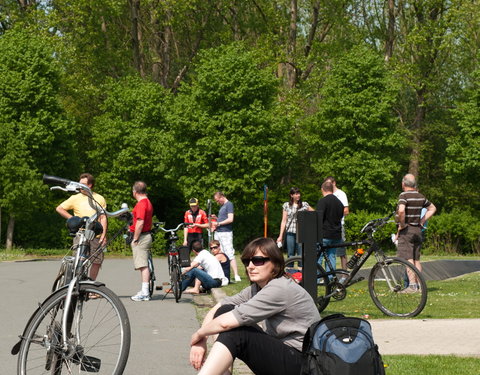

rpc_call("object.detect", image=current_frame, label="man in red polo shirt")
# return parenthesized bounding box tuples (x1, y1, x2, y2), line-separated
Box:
(183, 198, 209, 249)
(130, 181, 154, 302)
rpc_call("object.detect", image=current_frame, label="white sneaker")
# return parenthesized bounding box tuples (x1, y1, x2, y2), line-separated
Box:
(234, 275, 241, 282)
(131, 291, 150, 301)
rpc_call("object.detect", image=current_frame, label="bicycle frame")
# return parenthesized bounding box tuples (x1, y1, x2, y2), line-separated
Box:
(43, 175, 131, 350)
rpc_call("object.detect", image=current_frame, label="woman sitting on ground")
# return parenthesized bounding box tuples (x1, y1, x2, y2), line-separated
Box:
(189, 237, 320, 375)
(209, 240, 231, 282)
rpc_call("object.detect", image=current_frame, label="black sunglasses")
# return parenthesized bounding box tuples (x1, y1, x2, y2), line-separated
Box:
(242, 256, 270, 267)
(210, 246, 219, 250)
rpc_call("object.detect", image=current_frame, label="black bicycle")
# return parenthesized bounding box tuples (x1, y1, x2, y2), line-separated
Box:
(12, 175, 132, 375)
(152, 222, 186, 303)
(285, 213, 428, 318)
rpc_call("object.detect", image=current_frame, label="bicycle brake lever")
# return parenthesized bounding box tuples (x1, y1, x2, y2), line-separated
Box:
(50, 186, 69, 192)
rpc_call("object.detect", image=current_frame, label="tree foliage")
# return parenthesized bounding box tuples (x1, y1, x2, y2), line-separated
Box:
(304, 45, 406, 211)
(1, 1, 480, 253)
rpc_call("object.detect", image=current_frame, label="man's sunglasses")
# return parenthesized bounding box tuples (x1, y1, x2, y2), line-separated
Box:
(242, 256, 270, 267)
(210, 246, 219, 250)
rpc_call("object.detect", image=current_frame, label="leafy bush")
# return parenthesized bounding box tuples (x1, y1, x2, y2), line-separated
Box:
(424, 210, 480, 255)
(344, 211, 397, 254)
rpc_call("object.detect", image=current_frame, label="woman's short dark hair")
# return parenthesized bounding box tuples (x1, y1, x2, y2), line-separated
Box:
(241, 238, 285, 279)
(289, 187, 303, 207)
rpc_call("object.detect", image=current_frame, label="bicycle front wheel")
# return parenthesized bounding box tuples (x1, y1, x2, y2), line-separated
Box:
(284, 256, 330, 313)
(148, 255, 155, 298)
(18, 284, 131, 375)
(171, 262, 182, 303)
(368, 257, 427, 317)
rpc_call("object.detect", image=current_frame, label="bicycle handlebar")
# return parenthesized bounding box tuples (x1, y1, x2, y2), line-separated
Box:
(360, 211, 395, 234)
(153, 222, 185, 234)
(44, 174, 91, 194)
(44, 174, 130, 220)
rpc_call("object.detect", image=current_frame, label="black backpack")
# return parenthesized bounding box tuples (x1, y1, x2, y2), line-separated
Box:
(301, 314, 385, 375)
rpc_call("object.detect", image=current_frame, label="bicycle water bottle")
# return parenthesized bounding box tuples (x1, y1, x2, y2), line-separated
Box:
(346, 248, 365, 269)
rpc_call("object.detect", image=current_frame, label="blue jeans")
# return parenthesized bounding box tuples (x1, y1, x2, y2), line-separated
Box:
(286, 232, 303, 258)
(181, 268, 221, 291)
(318, 238, 341, 279)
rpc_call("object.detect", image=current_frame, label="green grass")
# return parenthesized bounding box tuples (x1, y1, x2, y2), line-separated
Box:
(383, 355, 480, 374)
(320, 272, 480, 319)
(224, 256, 480, 319)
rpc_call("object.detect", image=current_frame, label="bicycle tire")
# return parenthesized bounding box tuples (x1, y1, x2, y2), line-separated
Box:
(171, 259, 182, 303)
(17, 284, 131, 375)
(284, 256, 330, 313)
(148, 255, 155, 298)
(368, 257, 428, 317)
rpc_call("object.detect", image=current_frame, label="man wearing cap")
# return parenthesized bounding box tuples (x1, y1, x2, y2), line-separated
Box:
(183, 198, 209, 249)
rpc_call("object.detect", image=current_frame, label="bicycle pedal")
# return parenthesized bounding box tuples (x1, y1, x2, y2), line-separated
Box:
(155, 286, 163, 290)
(80, 355, 101, 372)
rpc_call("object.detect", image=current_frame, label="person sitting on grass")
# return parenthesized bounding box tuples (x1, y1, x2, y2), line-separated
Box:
(181, 240, 229, 294)
(209, 240, 231, 282)
(189, 237, 320, 375)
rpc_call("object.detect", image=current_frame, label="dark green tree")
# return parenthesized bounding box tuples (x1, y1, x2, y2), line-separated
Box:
(169, 43, 289, 243)
(0, 27, 77, 248)
(304, 45, 407, 212)
(445, 70, 480, 211)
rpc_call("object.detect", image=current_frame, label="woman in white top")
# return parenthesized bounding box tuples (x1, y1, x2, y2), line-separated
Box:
(276, 187, 313, 258)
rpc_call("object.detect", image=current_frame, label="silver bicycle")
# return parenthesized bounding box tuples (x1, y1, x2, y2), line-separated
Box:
(12, 175, 132, 375)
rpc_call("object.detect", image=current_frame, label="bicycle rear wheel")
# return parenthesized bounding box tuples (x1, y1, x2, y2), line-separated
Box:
(368, 257, 427, 317)
(284, 256, 330, 313)
(17, 284, 131, 375)
(170, 261, 182, 303)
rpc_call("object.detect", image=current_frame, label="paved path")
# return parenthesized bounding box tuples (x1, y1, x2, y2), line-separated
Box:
(0, 257, 199, 375)
(1, 258, 479, 375)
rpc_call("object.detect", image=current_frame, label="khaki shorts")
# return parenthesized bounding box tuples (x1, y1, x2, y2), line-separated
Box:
(73, 236, 104, 265)
(131, 233, 153, 269)
(397, 226, 422, 261)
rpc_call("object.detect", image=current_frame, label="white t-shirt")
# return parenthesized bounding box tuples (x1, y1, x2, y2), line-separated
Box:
(193, 250, 229, 286)
(334, 189, 348, 225)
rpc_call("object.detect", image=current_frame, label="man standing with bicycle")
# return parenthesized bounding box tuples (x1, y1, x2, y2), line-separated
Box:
(183, 198, 209, 249)
(395, 174, 436, 293)
(130, 181, 154, 302)
(56, 173, 107, 281)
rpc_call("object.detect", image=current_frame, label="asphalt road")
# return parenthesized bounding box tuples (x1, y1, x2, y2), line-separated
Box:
(0, 257, 199, 375)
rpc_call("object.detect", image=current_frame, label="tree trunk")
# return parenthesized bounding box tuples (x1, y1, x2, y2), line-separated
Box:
(408, 91, 426, 177)
(6, 215, 14, 250)
(285, 0, 298, 88)
(129, 0, 144, 77)
(385, 0, 395, 61)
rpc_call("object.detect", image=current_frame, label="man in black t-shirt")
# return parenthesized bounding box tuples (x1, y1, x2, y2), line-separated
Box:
(316, 181, 344, 277)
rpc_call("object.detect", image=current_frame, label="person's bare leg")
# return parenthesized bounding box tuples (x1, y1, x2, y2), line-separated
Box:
(89, 263, 101, 280)
(140, 266, 150, 282)
(340, 255, 347, 270)
(184, 279, 202, 294)
(414, 260, 422, 286)
(198, 342, 233, 375)
(230, 258, 240, 279)
(406, 259, 417, 285)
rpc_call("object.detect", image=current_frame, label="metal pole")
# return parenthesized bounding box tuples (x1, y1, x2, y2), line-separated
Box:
(263, 185, 268, 237)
